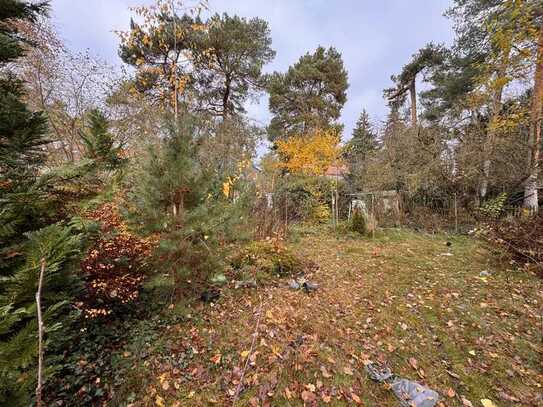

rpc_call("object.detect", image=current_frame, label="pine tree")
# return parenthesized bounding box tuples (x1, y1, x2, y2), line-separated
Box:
(124, 114, 211, 297)
(193, 13, 275, 118)
(80, 108, 123, 169)
(1, 0, 50, 271)
(344, 110, 378, 190)
(266, 46, 348, 141)
(0, 2, 85, 403)
(124, 113, 250, 298)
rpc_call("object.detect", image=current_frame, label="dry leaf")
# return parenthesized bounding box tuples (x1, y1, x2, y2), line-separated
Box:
(305, 383, 316, 392)
(284, 387, 293, 400)
(320, 366, 332, 378)
(301, 390, 316, 402)
(408, 357, 418, 370)
(447, 387, 456, 398)
(343, 366, 354, 375)
(351, 392, 362, 404)
(480, 399, 496, 407)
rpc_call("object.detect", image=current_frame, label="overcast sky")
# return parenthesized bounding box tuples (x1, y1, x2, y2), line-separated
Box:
(50, 0, 454, 143)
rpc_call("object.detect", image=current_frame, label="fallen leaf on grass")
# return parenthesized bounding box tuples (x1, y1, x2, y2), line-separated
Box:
(301, 390, 316, 402)
(417, 368, 426, 379)
(210, 354, 221, 364)
(351, 392, 362, 404)
(447, 387, 456, 398)
(498, 391, 520, 402)
(320, 366, 332, 378)
(321, 393, 332, 403)
(480, 399, 496, 407)
(460, 396, 473, 406)
(305, 383, 316, 392)
(446, 369, 460, 379)
(240, 350, 250, 358)
(284, 387, 293, 399)
(343, 366, 354, 375)
(408, 357, 418, 370)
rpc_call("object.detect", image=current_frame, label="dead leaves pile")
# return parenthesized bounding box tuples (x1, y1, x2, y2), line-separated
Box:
(78, 203, 156, 318)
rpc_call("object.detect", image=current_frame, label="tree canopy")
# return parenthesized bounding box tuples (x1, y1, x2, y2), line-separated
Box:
(266, 46, 348, 141)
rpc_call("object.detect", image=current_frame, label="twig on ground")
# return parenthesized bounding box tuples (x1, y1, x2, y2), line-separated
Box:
(36, 258, 46, 407)
(232, 295, 263, 406)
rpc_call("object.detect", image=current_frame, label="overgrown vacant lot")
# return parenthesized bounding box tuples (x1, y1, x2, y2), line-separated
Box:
(115, 229, 542, 406)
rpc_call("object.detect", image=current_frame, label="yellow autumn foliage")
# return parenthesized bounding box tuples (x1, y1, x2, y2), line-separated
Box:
(276, 129, 342, 176)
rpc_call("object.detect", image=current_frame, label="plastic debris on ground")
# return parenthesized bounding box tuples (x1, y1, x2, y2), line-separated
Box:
(365, 362, 440, 407)
(287, 277, 318, 293)
(234, 279, 257, 289)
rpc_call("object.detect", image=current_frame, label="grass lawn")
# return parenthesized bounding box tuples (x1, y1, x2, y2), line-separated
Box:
(113, 227, 542, 406)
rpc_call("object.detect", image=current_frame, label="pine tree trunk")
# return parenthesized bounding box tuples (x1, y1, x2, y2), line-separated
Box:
(479, 52, 509, 201)
(523, 20, 543, 212)
(222, 76, 231, 119)
(409, 79, 417, 127)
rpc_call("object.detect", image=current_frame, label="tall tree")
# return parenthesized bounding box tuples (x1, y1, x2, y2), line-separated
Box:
(384, 43, 445, 127)
(275, 128, 342, 176)
(118, 2, 205, 115)
(193, 13, 275, 118)
(446, 0, 537, 201)
(0, 0, 49, 265)
(14, 17, 117, 164)
(345, 110, 378, 161)
(343, 110, 378, 190)
(0, 2, 85, 404)
(524, 11, 543, 211)
(266, 46, 348, 141)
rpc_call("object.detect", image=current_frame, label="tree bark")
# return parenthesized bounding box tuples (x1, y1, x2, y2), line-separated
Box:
(409, 78, 417, 127)
(222, 75, 231, 119)
(479, 50, 509, 201)
(523, 20, 543, 212)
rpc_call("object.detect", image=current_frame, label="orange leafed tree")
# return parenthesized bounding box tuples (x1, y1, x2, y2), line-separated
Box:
(276, 129, 343, 175)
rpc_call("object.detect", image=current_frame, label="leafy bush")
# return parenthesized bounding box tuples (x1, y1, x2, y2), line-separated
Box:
(230, 240, 303, 278)
(478, 193, 508, 219)
(275, 175, 345, 222)
(311, 203, 331, 223)
(350, 211, 367, 234)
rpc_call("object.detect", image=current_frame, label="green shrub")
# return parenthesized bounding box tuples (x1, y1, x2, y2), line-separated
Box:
(312, 203, 331, 223)
(350, 211, 367, 235)
(230, 240, 302, 277)
(275, 175, 346, 222)
(478, 193, 508, 219)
